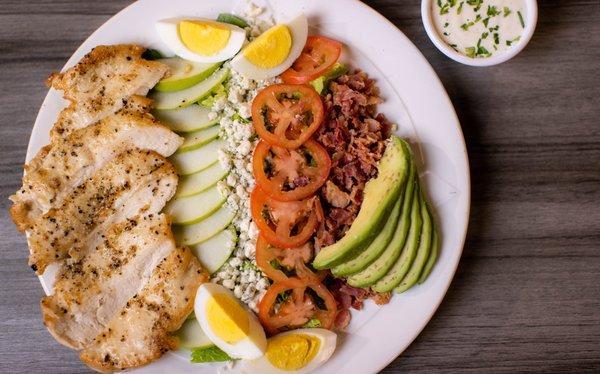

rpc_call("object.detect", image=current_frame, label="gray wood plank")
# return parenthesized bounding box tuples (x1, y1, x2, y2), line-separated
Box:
(0, 0, 598, 373)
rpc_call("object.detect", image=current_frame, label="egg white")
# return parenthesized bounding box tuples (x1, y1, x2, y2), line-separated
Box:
(156, 17, 246, 63)
(231, 13, 308, 80)
(241, 328, 338, 374)
(194, 283, 267, 360)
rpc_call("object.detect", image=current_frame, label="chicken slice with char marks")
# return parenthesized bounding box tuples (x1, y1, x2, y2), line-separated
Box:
(41, 213, 176, 350)
(47, 44, 168, 140)
(27, 149, 178, 274)
(10, 110, 182, 232)
(80, 247, 207, 372)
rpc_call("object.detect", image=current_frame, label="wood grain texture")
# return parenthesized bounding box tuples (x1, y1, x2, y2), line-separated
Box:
(0, 1, 598, 373)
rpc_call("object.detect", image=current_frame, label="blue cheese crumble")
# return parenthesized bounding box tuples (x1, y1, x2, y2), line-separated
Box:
(210, 11, 279, 311)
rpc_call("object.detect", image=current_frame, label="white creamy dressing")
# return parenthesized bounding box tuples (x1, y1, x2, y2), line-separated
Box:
(432, 0, 526, 58)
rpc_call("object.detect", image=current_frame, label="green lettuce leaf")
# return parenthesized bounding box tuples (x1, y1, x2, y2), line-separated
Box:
(190, 345, 232, 363)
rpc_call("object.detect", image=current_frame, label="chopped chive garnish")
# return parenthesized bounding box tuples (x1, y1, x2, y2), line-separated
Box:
(465, 47, 476, 58)
(477, 45, 492, 57)
(466, 0, 483, 11)
(482, 32, 489, 39)
(506, 36, 521, 46)
(493, 44, 498, 50)
(518, 11, 525, 28)
(487, 5, 500, 17)
(444, 22, 450, 28)
(443, 32, 449, 36)
(477, 38, 482, 47)
(457, 1, 464, 14)
(483, 17, 490, 27)
(437, 0, 442, 7)
(493, 32, 500, 44)
(503, 7, 512, 17)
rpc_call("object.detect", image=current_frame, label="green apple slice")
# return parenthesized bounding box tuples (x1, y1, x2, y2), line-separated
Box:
(154, 58, 221, 92)
(189, 227, 236, 274)
(174, 205, 235, 245)
(176, 318, 212, 349)
(170, 139, 225, 175)
(178, 125, 221, 153)
(153, 105, 219, 133)
(176, 162, 228, 198)
(164, 185, 226, 225)
(151, 67, 230, 110)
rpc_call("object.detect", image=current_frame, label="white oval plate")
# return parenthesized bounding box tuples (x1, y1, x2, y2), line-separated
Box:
(27, 0, 470, 372)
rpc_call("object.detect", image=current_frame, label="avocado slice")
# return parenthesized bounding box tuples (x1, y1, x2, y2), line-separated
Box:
(418, 228, 439, 284)
(331, 189, 404, 277)
(370, 186, 430, 292)
(332, 159, 413, 277)
(394, 192, 434, 293)
(347, 183, 420, 288)
(312, 136, 411, 269)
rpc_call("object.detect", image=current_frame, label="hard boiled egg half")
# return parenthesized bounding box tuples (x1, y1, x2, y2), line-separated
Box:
(156, 18, 246, 63)
(194, 283, 267, 359)
(231, 13, 308, 80)
(241, 328, 337, 373)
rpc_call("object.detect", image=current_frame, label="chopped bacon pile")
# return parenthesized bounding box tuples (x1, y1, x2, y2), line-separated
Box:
(314, 70, 394, 329)
(316, 70, 393, 247)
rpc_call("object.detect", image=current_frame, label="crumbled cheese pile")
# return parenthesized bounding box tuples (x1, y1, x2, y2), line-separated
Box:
(210, 10, 279, 312)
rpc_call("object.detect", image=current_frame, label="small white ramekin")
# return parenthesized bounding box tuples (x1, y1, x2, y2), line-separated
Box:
(421, 0, 538, 66)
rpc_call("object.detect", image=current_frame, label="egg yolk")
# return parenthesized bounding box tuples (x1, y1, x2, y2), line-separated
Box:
(206, 293, 249, 343)
(243, 24, 292, 68)
(266, 334, 321, 370)
(178, 20, 231, 56)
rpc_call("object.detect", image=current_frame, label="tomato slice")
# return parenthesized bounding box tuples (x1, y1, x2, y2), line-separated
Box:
(280, 36, 343, 84)
(251, 187, 323, 248)
(253, 139, 331, 201)
(256, 235, 326, 286)
(258, 279, 337, 334)
(252, 84, 324, 149)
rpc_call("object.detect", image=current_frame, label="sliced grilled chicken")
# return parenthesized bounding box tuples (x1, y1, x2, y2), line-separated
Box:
(41, 214, 176, 350)
(80, 247, 207, 372)
(47, 44, 168, 140)
(26, 150, 178, 274)
(10, 110, 182, 232)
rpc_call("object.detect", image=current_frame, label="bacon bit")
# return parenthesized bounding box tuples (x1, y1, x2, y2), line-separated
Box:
(323, 181, 350, 208)
(334, 309, 351, 330)
(371, 292, 391, 306)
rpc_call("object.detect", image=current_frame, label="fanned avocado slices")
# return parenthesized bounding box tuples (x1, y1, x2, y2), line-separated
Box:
(347, 184, 420, 288)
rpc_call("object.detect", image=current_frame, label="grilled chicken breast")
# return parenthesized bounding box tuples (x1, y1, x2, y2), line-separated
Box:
(27, 150, 178, 274)
(47, 45, 168, 140)
(41, 214, 176, 350)
(10, 110, 182, 232)
(80, 247, 207, 372)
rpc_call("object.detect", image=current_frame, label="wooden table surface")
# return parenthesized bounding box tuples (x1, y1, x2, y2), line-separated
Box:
(1, 0, 599, 372)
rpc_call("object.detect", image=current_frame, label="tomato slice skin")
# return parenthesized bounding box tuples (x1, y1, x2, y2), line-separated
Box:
(250, 187, 322, 248)
(253, 139, 331, 201)
(252, 84, 324, 149)
(280, 35, 343, 84)
(258, 279, 337, 334)
(256, 235, 326, 286)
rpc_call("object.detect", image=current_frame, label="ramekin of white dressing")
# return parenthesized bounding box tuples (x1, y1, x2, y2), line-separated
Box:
(421, 0, 537, 66)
